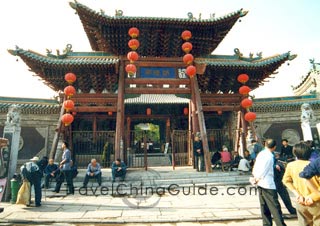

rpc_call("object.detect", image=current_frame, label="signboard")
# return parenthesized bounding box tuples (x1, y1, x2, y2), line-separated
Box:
(140, 67, 176, 79)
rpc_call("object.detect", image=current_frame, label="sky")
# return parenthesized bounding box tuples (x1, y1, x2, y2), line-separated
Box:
(1, 0, 320, 99)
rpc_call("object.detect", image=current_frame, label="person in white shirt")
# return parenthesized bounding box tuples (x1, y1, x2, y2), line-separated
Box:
(252, 139, 287, 226)
(238, 150, 251, 174)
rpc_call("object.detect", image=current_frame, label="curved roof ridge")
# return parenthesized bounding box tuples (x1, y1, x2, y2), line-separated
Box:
(69, 1, 247, 56)
(70, 1, 246, 22)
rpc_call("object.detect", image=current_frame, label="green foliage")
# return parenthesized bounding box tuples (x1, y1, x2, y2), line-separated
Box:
(134, 123, 160, 142)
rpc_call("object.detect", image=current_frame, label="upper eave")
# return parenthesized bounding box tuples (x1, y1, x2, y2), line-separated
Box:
(70, 1, 247, 57)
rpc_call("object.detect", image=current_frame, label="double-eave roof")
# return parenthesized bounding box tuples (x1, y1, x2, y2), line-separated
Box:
(70, 1, 247, 57)
(8, 47, 296, 94)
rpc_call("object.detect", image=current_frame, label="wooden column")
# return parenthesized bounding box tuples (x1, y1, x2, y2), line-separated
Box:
(191, 76, 212, 173)
(188, 101, 192, 165)
(166, 118, 170, 143)
(126, 117, 131, 163)
(190, 79, 199, 136)
(143, 131, 148, 171)
(115, 59, 125, 160)
(50, 95, 65, 160)
(234, 111, 242, 156)
(240, 110, 248, 155)
(93, 114, 97, 143)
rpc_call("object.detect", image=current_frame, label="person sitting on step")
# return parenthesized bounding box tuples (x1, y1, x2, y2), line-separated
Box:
(83, 158, 102, 187)
(44, 158, 60, 189)
(111, 158, 127, 183)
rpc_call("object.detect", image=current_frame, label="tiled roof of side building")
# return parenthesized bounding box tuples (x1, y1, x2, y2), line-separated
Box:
(252, 94, 320, 112)
(0, 96, 60, 115)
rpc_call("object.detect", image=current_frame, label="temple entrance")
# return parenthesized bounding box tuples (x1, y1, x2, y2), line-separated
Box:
(127, 121, 172, 168)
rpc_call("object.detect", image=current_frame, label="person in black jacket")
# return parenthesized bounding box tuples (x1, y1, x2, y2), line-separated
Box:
(274, 152, 296, 215)
(20, 156, 42, 207)
(44, 158, 59, 189)
(193, 135, 204, 172)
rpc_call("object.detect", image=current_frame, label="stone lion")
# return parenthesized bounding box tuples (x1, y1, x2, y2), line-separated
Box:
(301, 103, 315, 124)
(5, 104, 21, 126)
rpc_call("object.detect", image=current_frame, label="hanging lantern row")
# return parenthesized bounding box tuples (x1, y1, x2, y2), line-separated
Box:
(128, 27, 139, 38)
(61, 113, 74, 127)
(64, 72, 77, 85)
(237, 73, 256, 122)
(125, 27, 140, 77)
(237, 73, 249, 84)
(61, 72, 77, 126)
(181, 30, 196, 78)
(64, 85, 76, 98)
(183, 107, 189, 116)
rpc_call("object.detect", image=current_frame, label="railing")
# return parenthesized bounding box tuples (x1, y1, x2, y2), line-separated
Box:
(171, 130, 190, 167)
(207, 129, 233, 151)
(72, 131, 115, 168)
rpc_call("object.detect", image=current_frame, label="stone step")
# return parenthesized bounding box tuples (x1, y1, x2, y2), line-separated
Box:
(45, 167, 251, 192)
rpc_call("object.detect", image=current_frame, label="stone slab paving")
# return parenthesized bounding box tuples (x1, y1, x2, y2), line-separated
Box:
(0, 167, 299, 225)
(0, 188, 298, 225)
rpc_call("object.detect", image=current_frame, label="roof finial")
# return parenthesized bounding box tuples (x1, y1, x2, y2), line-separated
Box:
(115, 9, 123, 17)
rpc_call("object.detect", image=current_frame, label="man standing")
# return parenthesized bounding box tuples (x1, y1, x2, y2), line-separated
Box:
(280, 139, 294, 162)
(252, 139, 287, 226)
(83, 158, 102, 187)
(53, 141, 74, 195)
(193, 135, 204, 172)
(273, 152, 296, 215)
(20, 156, 42, 207)
(251, 139, 263, 161)
(111, 158, 127, 183)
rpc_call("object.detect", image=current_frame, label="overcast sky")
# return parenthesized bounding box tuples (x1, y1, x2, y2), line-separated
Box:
(1, 0, 320, 99)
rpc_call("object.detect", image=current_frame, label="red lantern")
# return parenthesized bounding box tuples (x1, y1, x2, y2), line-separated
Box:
(108, 111, 113, 116)
(61, 113, 74, 126)
(128, 27, 139, 38)
(241, 98, 253, 109)
(217, 110, 223, 115)
(183, 54, 194, 65)
(64, 72, 77, 84)
(237, 74, 249, 84)
(72, 111, 77, 116)
(183, 107, 189, 116)
(244, 112, 256, 122)
(181, 30, 192, 41)
(125, 64, 137, 75)
(186, 65, 196, 78)
(182, 42, 193, 53)
(64, 85, 76, 98)
(239, 85, 251, 95)
(127, 51, 139, 63)
(63, 99, 75, 112)
(146, 108, 152, 115)
(128, 39, 140, 50)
